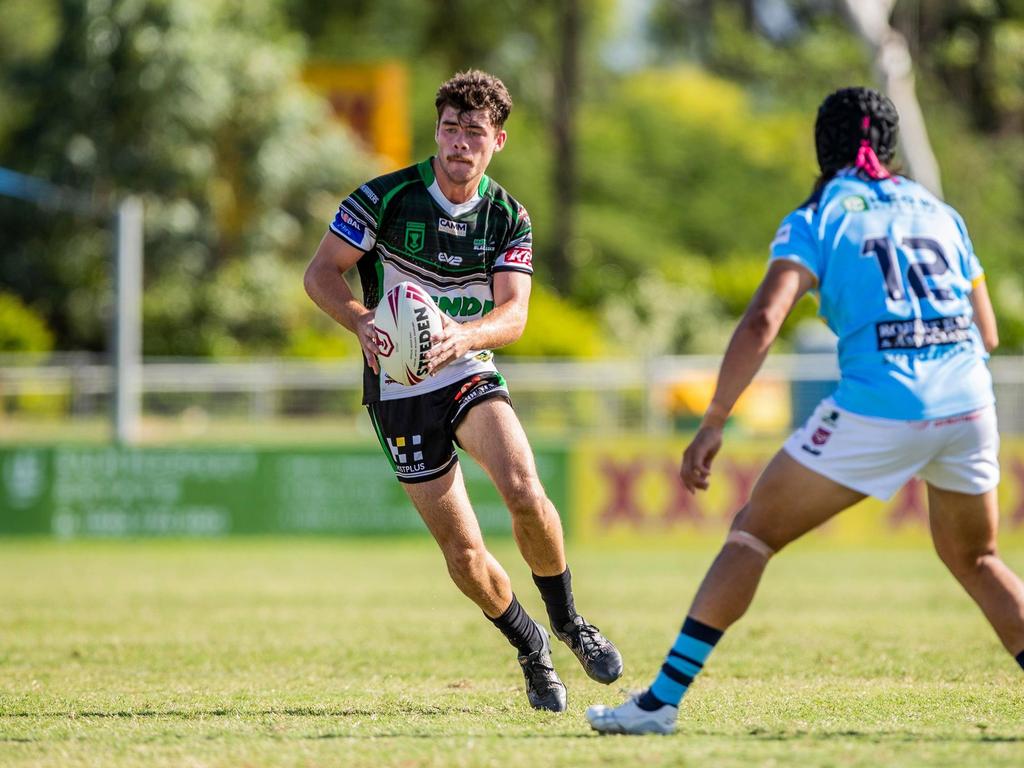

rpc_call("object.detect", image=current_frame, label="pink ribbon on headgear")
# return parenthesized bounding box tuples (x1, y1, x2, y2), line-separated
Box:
(855, 116, 890, 180)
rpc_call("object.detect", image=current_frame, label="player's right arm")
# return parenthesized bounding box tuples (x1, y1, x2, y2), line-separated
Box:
(680, 261, 815, 493)
(303, 232, 381, 374)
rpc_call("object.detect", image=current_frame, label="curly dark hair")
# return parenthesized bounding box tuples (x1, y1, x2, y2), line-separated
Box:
(435, 70, 513, 129)
(815, 86, 899, 179)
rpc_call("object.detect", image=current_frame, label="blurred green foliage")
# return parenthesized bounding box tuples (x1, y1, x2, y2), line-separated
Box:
(0, 1, 1021, 358)
(0, 292, 54, 353)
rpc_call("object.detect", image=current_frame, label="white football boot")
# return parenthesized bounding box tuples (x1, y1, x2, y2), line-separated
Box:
(586, 695, 678, 735)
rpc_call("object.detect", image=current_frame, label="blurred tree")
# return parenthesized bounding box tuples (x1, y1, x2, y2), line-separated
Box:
(0, 0, 60, 150)
(894, 0, 1024, 134)
(840, 0, 943, 196)
(645, 0, 1024, 351)
(0, 0, 377, 356)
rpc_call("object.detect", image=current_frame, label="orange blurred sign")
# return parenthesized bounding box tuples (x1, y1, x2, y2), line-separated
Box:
(304, 62, 410, 170)
(571, 437, 1024, 547)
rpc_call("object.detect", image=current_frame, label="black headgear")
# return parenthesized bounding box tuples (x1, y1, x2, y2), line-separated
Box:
(814, 87, 899, 176)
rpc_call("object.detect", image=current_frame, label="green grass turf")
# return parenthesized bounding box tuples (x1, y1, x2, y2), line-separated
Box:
(1, 538, 1022, 767)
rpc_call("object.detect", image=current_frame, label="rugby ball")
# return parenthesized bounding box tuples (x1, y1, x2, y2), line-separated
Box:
(373, 281, 444, 385)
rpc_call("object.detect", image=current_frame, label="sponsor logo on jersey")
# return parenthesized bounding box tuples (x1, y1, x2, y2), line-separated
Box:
(842, 195, 869, 212)
(359, 184, 380, 205)
(332, 208, 365, 243)
(875, 315, 972, 350)
(438, 252, 463, 266)
(438, 218, 467, 237)
(474, 239, 494, 252)
(502, 246, 533, 267)
(432, 295, 495, 318)
(405, 222, 426, 253)
(770, 223, 791, 249)
(810, 427, 832, 446)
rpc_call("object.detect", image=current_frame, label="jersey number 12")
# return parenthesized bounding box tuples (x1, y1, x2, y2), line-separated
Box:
(862, 236, 953, 302)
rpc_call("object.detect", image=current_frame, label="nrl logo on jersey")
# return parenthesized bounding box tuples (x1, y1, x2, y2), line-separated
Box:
(438, 218, 467, 237)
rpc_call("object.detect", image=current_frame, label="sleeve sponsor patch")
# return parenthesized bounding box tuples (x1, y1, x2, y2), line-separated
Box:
(330, 204, 374, 250)
(500, 246, 533, 267)
(358, 184, 380, 205)
(768, 211, 820, 279)
(770, 223, 791, 249)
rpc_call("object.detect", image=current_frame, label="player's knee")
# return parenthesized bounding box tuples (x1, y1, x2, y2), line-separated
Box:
(724, 529, 776, 560)
(503, 475, 547, 519)
(940, 543, 999, 582)
(444, 545, 487, 585)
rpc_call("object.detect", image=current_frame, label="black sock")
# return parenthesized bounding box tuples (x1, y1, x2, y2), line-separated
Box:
(486, 594, 544, 656)
(532, 567, 577, 630)
(637, 689, 669, 711)
(1017, 650, 1024, 671)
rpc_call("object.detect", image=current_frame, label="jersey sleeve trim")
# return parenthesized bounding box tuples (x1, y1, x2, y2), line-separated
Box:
(491, 265, 534, 275)
(327, 226, 369, 251)
(330, 202, 376, 251)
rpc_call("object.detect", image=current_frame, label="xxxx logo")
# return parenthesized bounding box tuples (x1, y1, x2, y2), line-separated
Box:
(405, 222, 425, 254)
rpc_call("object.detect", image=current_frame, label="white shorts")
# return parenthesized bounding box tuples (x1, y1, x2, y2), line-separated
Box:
(783, 398, 1000, 500)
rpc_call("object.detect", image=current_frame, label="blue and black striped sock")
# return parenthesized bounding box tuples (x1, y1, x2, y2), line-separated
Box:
(1016, 650, 1024, 672)
(637, 616, 723, 711)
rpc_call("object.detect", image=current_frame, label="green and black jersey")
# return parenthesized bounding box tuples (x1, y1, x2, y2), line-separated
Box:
(329, 158, 533, 404)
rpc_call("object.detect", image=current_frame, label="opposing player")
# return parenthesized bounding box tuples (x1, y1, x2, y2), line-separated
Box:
(588, 87, 1024, 734)
(304, 70, 622, 712)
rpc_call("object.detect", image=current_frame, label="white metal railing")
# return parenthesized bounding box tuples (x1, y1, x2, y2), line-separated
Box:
(1, 353, 1023, 437)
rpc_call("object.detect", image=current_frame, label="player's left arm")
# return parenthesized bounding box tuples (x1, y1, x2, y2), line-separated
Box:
(681, 260, 815, 492)
(951, 208, 998, 352)
(425, 271, 531, 374)
(970, 276, 999, 352)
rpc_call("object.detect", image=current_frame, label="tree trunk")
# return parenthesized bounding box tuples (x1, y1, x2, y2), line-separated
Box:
(839, 0, 944, 197)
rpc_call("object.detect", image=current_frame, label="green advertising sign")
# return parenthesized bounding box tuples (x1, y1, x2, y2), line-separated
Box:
(0, 446, 568, 538)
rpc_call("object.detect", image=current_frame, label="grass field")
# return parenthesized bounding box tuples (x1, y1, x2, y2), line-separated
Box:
(2, 538, 1023, 767)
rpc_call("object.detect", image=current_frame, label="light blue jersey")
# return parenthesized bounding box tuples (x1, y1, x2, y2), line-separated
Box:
(770, 169, 994, 420)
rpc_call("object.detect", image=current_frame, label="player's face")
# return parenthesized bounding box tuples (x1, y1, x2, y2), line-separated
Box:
(434, 106, 506, 186)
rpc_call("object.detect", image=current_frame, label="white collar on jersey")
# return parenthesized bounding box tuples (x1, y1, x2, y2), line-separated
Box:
(426, 180, 481, 218)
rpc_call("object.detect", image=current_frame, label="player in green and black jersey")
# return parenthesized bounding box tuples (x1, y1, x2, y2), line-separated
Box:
(329, 156, 533, 403)
(304, 70, 622, 713)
